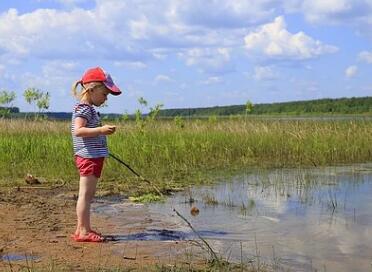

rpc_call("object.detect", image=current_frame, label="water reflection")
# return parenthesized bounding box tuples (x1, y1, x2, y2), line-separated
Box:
(1, 254, 39, 262)
(149, 164, 372, 271)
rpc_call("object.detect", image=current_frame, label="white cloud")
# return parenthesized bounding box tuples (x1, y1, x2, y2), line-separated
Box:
(284, 0, 372, 37)
(19, 60, 78, 97)
(244, 16, 338, 60)
(59, 0, 88, 4)
(45, 0, 90, 8)
(0, 1, 257, 68)
(168, 0, 278, 28)
(0, 4, 151, 62)
(0, 8, 95, 58)
(201, 76, 222, 85)
(113, 61, 148, 70)
(0, 1, 368, 67)
(289, 78, 322, 98)
(345, 65, 358, 78)
(178, 47, 232, 74)
(302, 0, 353, 22)
(4, 1, 321, 65)
(358, 51, 372, 64)
(154, 74, 173, 83)
(1, 1, 325, 73)
(253, 66, 277, 80)
(282, 0, 303, 13)
(128, 16, 151, 40)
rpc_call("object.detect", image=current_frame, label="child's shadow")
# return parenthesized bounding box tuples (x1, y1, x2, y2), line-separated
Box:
(104, 228, 227, 242)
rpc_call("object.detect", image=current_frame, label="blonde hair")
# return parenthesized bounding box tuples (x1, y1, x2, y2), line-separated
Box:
(71, 81, 105, 100)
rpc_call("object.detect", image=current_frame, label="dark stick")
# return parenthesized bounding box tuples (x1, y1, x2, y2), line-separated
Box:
(173, 208, 219, 262)
(109, 153, 163, 197)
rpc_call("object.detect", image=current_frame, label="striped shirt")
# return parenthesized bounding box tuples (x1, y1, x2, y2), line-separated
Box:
(71, 103, 108, 158)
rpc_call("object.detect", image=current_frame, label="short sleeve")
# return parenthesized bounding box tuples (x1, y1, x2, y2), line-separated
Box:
(74, 104, 92, 121)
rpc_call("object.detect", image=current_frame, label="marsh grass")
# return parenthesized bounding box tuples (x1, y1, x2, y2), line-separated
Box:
(0, 118, 371, 192)
(202, 192, 219, 206)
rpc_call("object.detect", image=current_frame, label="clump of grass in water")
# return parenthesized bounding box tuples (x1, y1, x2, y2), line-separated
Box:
(129, 193, 164, 203)
(202, 192, 219, 206)
(240, 199, 256, 216)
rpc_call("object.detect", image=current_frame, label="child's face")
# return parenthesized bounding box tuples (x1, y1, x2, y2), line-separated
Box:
(90, 86, 110, 106)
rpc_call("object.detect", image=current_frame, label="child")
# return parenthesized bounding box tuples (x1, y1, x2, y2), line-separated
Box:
(71, 67, 121, 242)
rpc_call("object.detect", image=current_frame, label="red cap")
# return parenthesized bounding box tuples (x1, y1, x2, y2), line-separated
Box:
(80, 67, 121, 96)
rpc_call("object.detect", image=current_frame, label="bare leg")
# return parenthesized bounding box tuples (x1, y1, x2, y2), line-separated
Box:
(75, 175, 98, 236)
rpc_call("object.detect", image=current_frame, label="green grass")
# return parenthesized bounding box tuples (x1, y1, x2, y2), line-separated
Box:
(0, 118, 371, 192)
(129, 193, 164, 203)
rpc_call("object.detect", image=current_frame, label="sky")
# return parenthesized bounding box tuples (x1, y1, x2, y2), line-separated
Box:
(0, 0, 371, 114)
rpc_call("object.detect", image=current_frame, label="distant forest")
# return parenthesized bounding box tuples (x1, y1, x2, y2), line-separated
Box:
(157, 96, 372, 117)
(0, 107, 19, 113)
(4, 96, 372, 120)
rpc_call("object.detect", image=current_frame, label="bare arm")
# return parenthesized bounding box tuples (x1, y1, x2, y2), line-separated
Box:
(74, 117, 116, 137)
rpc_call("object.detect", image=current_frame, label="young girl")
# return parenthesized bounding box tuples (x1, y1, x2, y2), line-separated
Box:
(71, 67, 121, 242)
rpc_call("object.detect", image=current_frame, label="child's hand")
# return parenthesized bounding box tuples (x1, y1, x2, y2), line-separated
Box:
(100, 125, 116, 135)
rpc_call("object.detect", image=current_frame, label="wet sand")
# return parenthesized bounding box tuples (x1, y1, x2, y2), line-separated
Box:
(0, 186, 205, 271)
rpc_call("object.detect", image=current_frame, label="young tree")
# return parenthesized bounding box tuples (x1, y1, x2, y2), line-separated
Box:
(23, 88, 50, 119)
(36, 92, 50, 113)
(148, 103, 164, 121)
(246, 100, 254, 114)
(134, 97, 164, 133)
(138, 97, 148, 107)
(24, 88, 42, 105)
(0, 90, 16, 117)
(135, 97, 147, 131)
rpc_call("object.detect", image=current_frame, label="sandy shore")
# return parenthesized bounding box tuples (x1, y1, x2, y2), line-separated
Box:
(0, 186, 205, 271)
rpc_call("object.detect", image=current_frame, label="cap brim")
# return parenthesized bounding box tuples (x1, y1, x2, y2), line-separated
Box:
(103, 82, 121, 95)
(103, 74, 122, 95)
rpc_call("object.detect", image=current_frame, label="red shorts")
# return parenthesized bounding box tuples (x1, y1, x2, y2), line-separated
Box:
(75, 156, 105, 178)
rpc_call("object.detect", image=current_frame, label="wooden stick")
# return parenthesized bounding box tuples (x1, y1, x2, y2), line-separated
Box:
(109, 153, 163, 197)
(173, 208, 219, 262)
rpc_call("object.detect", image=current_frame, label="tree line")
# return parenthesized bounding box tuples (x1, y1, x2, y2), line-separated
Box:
(158, 97, 372, 117)
(1, 88, 371, 119)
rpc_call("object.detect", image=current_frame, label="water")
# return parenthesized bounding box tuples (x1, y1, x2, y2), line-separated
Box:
(147, 164, 372, 271)
(93, 164, 372, 271)
(1, 254, 39, 262)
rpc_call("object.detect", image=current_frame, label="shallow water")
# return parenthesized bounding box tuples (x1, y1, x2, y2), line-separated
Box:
(1, 254, 39, 262)
(94, 164, 372, 271)
(147, 164, 372, 271)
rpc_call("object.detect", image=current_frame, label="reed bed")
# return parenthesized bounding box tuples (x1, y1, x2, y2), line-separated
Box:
(0, 118, 371, 187)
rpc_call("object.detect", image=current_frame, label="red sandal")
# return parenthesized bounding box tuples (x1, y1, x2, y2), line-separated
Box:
(71, 229, 101, 240)
(72, 231, 104, 242)
(89, 229, 102, 236)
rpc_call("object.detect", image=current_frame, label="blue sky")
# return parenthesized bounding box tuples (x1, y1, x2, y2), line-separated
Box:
(0, 0, 371, 113)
